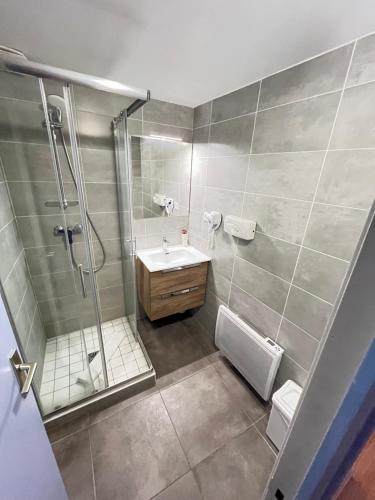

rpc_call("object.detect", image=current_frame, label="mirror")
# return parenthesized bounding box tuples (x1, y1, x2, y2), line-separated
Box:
(131, 135, 192, 219)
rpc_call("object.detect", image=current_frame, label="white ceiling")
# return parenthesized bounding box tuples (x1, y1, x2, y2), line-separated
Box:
(1, 0, 375, 107)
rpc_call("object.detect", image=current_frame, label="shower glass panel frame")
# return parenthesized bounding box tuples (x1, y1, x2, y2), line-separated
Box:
(0, 64, 153, 418)
(113, 114, 139, 341)
(39, 78, 109, 410)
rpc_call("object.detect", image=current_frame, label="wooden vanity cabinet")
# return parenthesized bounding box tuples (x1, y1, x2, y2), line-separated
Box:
(136, 259, 208, 321)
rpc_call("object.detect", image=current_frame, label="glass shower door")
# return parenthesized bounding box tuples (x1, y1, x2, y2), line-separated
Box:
(113, 115, 138, 339)
(0, 67, 152, 417)
(38, 80, 108, 412)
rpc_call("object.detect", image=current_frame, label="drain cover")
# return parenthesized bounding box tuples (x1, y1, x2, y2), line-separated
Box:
(88, 351, 99, 363)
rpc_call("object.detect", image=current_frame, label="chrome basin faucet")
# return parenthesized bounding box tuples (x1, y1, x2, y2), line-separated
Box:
(162, 235, 170, 254)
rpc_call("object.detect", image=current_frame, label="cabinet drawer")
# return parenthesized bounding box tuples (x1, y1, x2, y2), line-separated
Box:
(150, 262, 208, 296)
(150, 285, 206, 320)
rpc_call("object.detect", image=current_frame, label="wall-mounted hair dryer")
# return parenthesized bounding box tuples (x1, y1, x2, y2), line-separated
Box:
(203, 211, 222, 248)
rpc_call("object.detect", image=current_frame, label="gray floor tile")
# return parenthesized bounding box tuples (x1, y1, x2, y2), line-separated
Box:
(213, 357, 270, 422)
(156, 357, 212, 391)
(153, 472, 203, 500)
(161, 366, 251, 467)
(138, 315, 210, 378)
(90, 393, 189, 500)
(194, 427, 275, 500)
(47, 412, 91, 443)
(52, 429, 95, 500)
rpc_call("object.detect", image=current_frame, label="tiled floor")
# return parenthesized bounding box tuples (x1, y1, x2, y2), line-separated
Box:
(40, 316, 150, 414)
(137, 313, 216, 377)
(51, 315, 277, 500)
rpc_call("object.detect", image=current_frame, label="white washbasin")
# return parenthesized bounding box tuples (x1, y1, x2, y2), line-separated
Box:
(137, 245, 211, 272)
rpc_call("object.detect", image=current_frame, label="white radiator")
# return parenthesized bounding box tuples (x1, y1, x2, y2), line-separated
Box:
(215, 305, 284, 400)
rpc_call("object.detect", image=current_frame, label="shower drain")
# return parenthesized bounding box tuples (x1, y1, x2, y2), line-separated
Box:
(88, 351, 99, 363)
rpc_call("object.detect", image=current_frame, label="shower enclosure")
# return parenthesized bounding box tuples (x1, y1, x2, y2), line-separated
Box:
(0, 55, 154, 418)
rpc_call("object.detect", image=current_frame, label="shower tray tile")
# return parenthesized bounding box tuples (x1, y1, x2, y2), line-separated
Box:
(40, 315, 150, 414)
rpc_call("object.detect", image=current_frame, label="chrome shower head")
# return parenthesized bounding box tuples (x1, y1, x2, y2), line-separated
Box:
(42, 94, 65, 128)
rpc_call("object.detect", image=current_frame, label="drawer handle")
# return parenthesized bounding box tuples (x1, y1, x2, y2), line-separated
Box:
(161, 263, 201, 273)
(161, 286, 199, 299)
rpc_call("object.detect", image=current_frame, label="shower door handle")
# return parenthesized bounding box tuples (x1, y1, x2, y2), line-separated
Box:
(9, 350, 37, 396)
(78, 264, 87, 298)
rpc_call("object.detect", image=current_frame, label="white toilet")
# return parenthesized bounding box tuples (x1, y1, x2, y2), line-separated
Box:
(266, 379, 302, 450)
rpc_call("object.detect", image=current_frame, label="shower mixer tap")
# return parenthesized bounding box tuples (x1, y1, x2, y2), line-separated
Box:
(54, 224, 82, 244)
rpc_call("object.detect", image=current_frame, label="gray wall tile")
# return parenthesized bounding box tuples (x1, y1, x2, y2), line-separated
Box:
(275, 354, 308, 389)
(229, 285, 281, 339)
(25, 244, 72, 276)
(0, 219, 23, 281)
(25, 310, 45, 390)
(17, 214, 65, 248)
(243, 194, 310, 244)
(31, 271, 76, 301)
(208, 115, 254, 157)
(8, 181, 77, 216)
(207, 267, 231, 304)
(0, 182, 13, 229)
(0, 98, 48, 144)
(0, 70, 42, 101)
(3, 253, 29, 317)
(44, 317, 82, 338)
(211, 82, 259, 123)
(246, 152, 324, 200)
(190, 33, 374, 388)
(237, 232, 299, 281)
(190, 185, 205, 213)
(77, 111, 115, 149)
(233, 257, 289, 314)
(205, 187, 242, 217)
(0, 142, 59, 182)
(97, 262, 125, 289)
(259, 45, 353, 109)
(194, 102, 211, 128)
(293, 248, 348, 303)
(191, 157, 208, 186)
(73, 85, 135, 117)
(331, 82, 375, 149)
(89, 212, 122, 240)
(347, 33, 375, 86)
(206, 155, 249, 191)
(253, 92, 340, 153)
(211, 228, 236, 279)
(316, 149, 375, 210)
(127, 119, 143, 137)
(143, 122, 192, 143)
(304, 204, 367, 260)
(86, 182, 121, 213)
(39, 293, 94, 324)
(93, 238, 122, 266)
(192, 126, 210, 160)
(284, 286, 332, 341)
(278, 318, 318, 371)
(143, 100, 193, 128)
(99, 285, 125, 311)
(81, 148, 116, 183)
(15, 284, 37, 346)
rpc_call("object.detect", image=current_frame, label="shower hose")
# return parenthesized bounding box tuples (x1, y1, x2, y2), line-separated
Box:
(57, 128, 106, 274)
